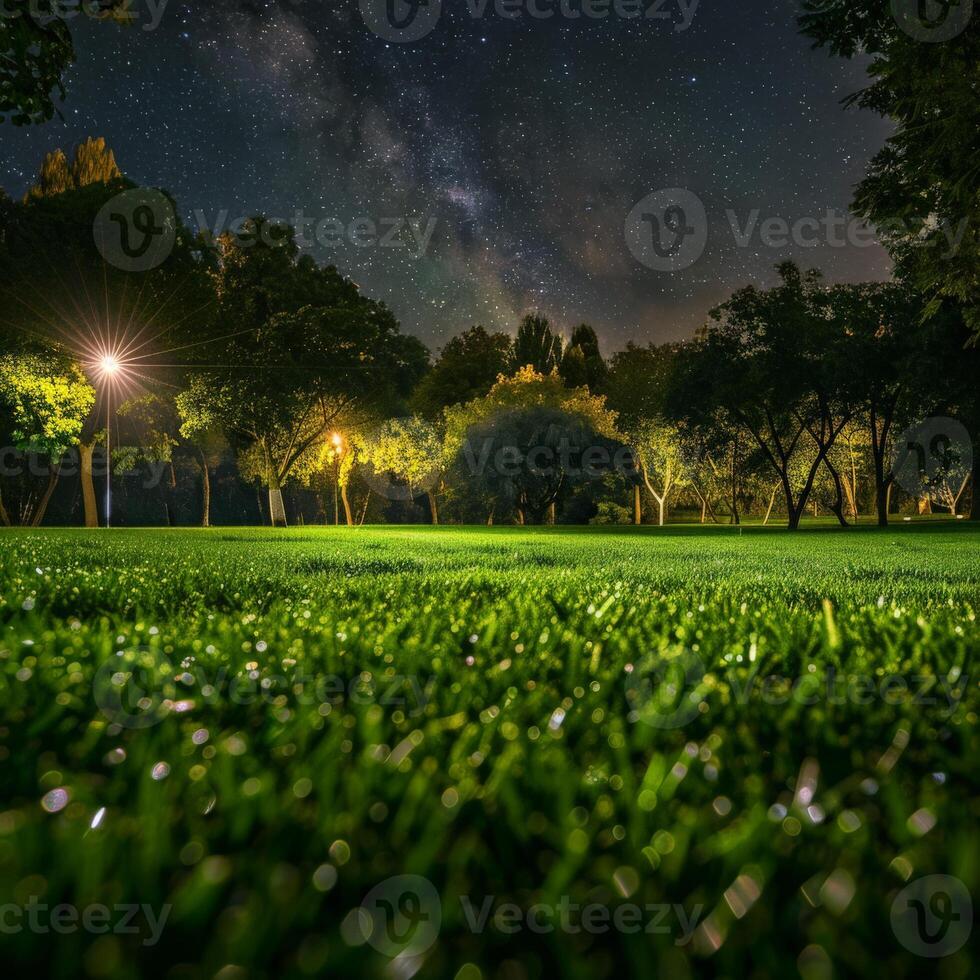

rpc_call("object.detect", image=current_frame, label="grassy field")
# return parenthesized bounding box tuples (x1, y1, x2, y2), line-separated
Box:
(0, 524, 977, 979)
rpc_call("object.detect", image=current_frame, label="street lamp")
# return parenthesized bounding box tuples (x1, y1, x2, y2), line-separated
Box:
(98, 355, 121, 528)
(330, 432, 343, 526)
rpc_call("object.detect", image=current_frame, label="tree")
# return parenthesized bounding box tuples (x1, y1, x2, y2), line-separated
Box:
(458, 406, 617, 525)
(822, 420, 872, 522)
(177, 226, 427, 526)
(512, 314, 563, 374)
(629, 418, 686, 526)
(800, 1, 980, 337)
(0, 346, 95, 526)
(1, 3, 129, 125)
(445, 367, 621, 525)
(114, 394, 179, 524)
(410, 326, 512, 419)
(24, 137, 123, 201)
(823, 282, 943, 526)
(559, 324, 608, 392)
(0, 140, 214, 527)
(363, 416, 445, 524)
(670, 264, 857, 530)
(606, 342, 684, 523)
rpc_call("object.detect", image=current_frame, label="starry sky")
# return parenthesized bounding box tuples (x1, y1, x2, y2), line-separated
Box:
(0, 0, 894, 353)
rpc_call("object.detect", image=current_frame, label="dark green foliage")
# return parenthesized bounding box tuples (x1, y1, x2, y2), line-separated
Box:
(512, 314, 563, 374)
(0, 3, 126, 125)
(411, 326, 513, 419)
(560, 324, 608, 392)
(800, 0, 980, 336)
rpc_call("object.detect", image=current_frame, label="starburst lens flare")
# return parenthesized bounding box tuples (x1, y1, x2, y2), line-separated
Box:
(88, 348, 137, 389)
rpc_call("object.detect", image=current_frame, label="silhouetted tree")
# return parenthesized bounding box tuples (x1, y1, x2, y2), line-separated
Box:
(512, 314, 563, 374)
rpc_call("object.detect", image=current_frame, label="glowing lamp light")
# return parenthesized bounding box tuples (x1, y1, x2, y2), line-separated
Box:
(89, 349, 130, 530)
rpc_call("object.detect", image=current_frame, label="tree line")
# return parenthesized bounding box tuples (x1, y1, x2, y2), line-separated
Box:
(0, 140, 976, 530)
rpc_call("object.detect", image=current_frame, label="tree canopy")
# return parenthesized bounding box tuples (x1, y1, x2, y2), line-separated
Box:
(800, 0, 980, 337)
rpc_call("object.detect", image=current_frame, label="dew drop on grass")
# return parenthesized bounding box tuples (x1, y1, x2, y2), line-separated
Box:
(41, 788, 69, 813)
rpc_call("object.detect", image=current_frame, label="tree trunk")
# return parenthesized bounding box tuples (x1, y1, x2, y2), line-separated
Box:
(546, 501, 556, 525)
(970, 453, 979, 520)
(633, 484, 642, 526)
(486, 508, 494, 527)
(341, 483, 353, 526)
(875, 480, 890, 528)
(763, 485, 778, 526)
(199, 452, 211, 528)
(847, 445, 859, 520)
(167, 461, 178, 526)
(30, 465, 61, 528)
(640, 466, 668, 527)
(79, 441, 99, 528)
(427, 490, 439, 526)
(657, 496, 666, 527)
(869, 401, 897, 528)
(269, 486, 288, 527)
(265, 442, 287, 527)
(952, 473, 970, 517)
(824, 458, 850, 527)
(730, 448, 740, 526)
(0, 488, 10, 527)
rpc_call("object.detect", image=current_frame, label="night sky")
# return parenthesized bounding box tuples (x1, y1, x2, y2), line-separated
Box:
(0, 0, 894, 352)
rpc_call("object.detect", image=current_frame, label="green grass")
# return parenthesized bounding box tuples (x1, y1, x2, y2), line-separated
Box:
(0, 524, 977, 979)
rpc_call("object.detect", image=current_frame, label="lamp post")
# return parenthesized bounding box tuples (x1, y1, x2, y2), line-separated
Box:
(331, 432, 343, 526)
(100, 355, 120, 528)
